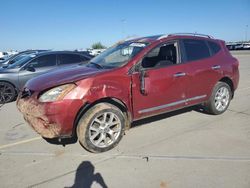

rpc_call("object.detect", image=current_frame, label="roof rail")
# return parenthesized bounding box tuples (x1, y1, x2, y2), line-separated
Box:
(158, 33, 214, 40)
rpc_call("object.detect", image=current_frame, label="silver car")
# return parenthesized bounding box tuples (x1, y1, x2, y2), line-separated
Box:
(0, 51, 91, 104)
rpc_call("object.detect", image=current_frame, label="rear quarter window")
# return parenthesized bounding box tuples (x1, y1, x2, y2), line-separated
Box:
(207, 41, 221, 55)
(183, 39, 210, 61)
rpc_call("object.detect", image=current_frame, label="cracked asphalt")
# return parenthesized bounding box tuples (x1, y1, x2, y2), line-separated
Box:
(0, 51, 250, 188)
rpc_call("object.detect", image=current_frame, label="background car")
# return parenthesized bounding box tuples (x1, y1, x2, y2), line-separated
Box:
(234, 43, 244, 50)
(0, 52, 9, 61)
(88, 49, 106, 56)
(76, 50, 94, 59)
(0, 51, 92, 104)
(0, 50, 49, 66)
(243, 43, 250, 50)
(226, 44, 236, 50)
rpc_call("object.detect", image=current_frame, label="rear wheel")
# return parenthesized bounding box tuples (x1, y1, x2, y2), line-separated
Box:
(77, 103, 125, 153)
(205, 82, 232, 115)
(0, 82, 16, 104)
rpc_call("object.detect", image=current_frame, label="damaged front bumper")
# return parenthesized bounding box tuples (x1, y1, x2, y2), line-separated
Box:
(17, 97, 62, 138)
(16, 93, 84, 139)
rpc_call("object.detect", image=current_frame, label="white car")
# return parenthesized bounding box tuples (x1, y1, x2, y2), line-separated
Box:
(243, 43, 250, 49)
(0, 52, 9, 61)
(88, 49, 106, 56)
(234, 43, 244, 50)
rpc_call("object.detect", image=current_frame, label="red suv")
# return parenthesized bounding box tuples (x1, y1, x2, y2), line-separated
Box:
(17, 33, 239, 152)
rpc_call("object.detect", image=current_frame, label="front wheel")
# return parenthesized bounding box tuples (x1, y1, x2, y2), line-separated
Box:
(77, 103, 125, 153)
(205, 82, 232, 115)
(0, 82, 16, 104)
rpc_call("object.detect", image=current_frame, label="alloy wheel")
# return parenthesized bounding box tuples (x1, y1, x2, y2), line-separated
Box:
(214, 86, 230, 112)
(0, 82, 15, 104)
(88, 112, 122, 148)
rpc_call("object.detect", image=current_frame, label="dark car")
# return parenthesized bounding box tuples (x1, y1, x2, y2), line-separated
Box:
(17, 33, 239, 153)
(75, 50, 94, 59)
(0, 51, 91, 103)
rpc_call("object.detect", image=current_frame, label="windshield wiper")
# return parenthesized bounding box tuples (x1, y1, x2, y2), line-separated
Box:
(89, 62, 104, 69)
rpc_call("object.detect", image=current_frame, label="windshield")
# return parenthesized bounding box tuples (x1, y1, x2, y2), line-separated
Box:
(88, 42, 148, 69)
(9, 55, 28, 64)
(6, 55, 35, 69)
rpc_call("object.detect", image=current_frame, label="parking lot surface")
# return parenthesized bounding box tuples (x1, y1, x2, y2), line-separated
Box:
(0, 51, 250, 188)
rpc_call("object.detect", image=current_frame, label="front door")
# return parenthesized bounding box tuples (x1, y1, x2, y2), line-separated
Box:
(131, 41, 190, 120)
(18, 54, 57, 89)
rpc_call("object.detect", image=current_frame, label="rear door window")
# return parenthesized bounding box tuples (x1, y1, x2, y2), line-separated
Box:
(29, 55, 56, 68)
(183, 39, 210, 61)
(58, 54, 82, 65)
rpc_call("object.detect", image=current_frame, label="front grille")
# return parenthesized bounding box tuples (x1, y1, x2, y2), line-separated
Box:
(21, 88, 34, 98)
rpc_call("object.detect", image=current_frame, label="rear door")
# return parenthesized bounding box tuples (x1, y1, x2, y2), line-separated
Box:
(18, 54, 57, 88)
(182, 39, 223, 105)
(131, 41, 190, 119)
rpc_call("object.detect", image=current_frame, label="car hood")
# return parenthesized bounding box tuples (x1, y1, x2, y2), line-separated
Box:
(26, 65, 105, 91)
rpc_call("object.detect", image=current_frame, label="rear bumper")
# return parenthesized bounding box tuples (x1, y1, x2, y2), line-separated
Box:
(17, 96, 84, 138)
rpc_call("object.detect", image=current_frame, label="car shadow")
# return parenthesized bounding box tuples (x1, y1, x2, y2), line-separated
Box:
(43, 135, 78, 145)
(131, 105, 209, 128)
(65, 161, 108, 188)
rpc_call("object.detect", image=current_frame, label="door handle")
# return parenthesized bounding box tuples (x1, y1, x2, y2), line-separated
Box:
(212, 65, 221, 70)
(174, 72, 186, 77)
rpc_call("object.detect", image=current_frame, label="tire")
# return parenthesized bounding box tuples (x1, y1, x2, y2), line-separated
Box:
(205, 82, 232, 115)
(77, 103, 125, 153)
(0, 82, 16, 104)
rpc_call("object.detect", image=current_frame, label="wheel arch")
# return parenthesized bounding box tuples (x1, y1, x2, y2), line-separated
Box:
(72, 97, 132, 138)
(0, 80, 18, 91)
(0, 79, 19, 95)
(219, 77, 234, 98)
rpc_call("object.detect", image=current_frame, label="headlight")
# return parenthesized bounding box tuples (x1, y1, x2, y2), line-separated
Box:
(39, 84, 76, 102)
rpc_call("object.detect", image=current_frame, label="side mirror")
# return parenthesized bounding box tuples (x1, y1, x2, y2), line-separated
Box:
(26, 65, 36, 72)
